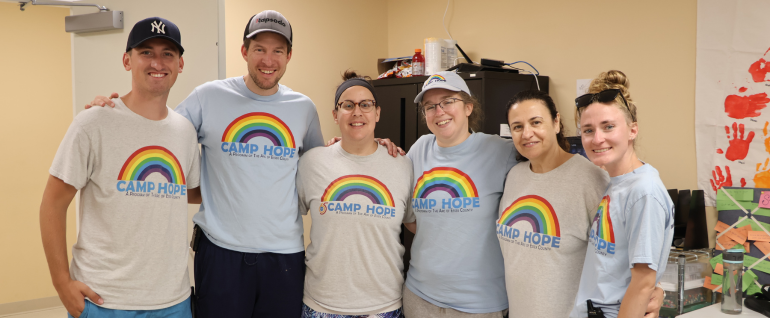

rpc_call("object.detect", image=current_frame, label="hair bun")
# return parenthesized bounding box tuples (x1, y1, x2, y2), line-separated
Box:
(588, 70, 633, 105)
(342, 70, 360, 81)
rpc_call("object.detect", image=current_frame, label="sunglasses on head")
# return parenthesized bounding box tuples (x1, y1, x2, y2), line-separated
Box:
(575, 89, 636, 122)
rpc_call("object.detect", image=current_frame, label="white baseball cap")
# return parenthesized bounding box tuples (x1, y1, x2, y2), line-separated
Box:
(414, 71, 472, 104)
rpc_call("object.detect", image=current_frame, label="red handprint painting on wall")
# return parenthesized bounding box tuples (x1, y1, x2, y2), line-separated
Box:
(724, 122, 755, 161)
(711, 166, 746, 191)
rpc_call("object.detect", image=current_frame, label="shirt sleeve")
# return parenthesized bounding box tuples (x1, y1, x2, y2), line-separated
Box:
(187, 143, 201, 189)
(625, 194, 670, 271)
(300, 110, 324, 156)
(49, 122, 92, 190)
(175, 89, 204, 141)
(296, 160, 309, 216)
(403, 159, 416, 223)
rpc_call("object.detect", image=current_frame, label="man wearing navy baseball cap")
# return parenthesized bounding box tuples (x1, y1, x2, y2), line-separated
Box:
(41, 17, 200, 318)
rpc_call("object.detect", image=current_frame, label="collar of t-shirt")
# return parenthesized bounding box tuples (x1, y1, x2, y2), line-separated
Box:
(432, 132, 479, 155)
(234, 76, 287, 102)
(610, 162, 650, 184)
(333, 142, 385, 163)
(112, 98, 175, 124)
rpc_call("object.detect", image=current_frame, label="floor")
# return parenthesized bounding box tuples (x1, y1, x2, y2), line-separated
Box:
(0, 307, 67, 318)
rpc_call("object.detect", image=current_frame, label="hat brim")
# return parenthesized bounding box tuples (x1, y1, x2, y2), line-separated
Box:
(127, 34, 185, 55)
(414, 83, 464, 104)
(245, 29, 292, 46)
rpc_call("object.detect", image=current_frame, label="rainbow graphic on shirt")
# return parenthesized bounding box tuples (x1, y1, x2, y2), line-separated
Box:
(593, 195, 615, 243)
(413, 167, 478, 199)
(221, 112, 295, 148)
(321, 175, 395, 207)
(497, 195, 560, 237)
(117, 146, 185, 185)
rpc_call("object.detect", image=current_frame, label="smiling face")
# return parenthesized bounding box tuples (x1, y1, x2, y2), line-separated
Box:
(241, 32, 292, 95)
(123, 38, 183, 97)
(334, 86, 380, 143)
(421, 88, 472, 147)
(579, 102, 638, 170)
(508, 99, 561, 162)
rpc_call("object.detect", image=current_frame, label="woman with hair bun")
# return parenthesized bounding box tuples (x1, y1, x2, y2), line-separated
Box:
(296, 70, 413, 318)
(570, 70, 674, 318)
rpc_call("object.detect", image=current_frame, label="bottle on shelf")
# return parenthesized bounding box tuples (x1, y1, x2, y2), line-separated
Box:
(412, 49, 425, 76)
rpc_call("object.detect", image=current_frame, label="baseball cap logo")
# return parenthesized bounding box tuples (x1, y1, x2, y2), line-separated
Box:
(258, 17, 286, 27)
(151, 20, 166, 34)
(427, 74, 446, 85)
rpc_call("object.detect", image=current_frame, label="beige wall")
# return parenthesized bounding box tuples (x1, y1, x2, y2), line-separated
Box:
(0, 3, 76, 304)
(385, 0, 715, 245)
(224, 0, 389, 246)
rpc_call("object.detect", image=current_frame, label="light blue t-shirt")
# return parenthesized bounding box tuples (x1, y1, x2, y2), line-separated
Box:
(405, 133, 517, 313)
(570, 163, 674, 318)
(175, 76, 324, 253)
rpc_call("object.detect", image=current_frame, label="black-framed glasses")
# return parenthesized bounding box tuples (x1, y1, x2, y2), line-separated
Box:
(575, 89, 636, 122)
(336, 99, 377, 113)
(422, 97, 462, 115)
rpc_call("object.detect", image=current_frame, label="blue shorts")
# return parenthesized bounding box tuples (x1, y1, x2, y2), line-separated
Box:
(301, 303, 404, 318)
(67, 296, 191, 318)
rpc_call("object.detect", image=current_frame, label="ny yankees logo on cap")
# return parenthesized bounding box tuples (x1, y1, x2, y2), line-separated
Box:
(151, 20, 166, 34)
(126, 17, 184, 55)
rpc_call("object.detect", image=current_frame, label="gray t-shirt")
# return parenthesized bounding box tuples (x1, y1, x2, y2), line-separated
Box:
(297, 143, 413, 314)
(49, 99, 200, 310)
(175, 77, 324, 254)
(406, 133, 517, 313)
(570, 163, 674, 318)
(497, 155, 609, 318)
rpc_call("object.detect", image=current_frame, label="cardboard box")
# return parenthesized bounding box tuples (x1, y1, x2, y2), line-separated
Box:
(377, 56, 411, 76)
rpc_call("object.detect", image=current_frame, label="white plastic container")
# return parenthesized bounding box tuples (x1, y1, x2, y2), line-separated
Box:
(424, 37, 443, 75)
(444, 39, 458, 68)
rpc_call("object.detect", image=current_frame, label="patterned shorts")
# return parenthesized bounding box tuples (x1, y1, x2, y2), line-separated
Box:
(301, 303, 404, 318)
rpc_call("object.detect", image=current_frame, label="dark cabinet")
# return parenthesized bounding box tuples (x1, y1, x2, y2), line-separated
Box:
(373, 71, 549, 275)
(373, 71, 549, 151)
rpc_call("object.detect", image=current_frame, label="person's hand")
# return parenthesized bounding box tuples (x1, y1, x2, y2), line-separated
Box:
(326, 137, 341, 147)
(84, 92, 119, 109)
(55, 279, 103, 318)
(375, 138, 405, 157)
(643, 286, 664, 318)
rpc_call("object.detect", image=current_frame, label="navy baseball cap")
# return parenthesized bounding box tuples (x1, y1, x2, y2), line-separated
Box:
(126, 17, 184, 55)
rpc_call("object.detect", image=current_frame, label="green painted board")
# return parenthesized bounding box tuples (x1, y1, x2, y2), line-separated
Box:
(718, 200, 758, 211)
(743, 269, 758, 292)
(735, 218, 770, 232)
(717, 188, 755, 202)
(712, 273, 723, 286)
(754, 208, 770, 217)
(745, 255, 770, 275)
(711, 254, 723, 270)
(748, 282, 762, 295)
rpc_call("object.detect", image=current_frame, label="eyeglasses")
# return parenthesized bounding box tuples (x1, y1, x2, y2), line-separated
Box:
(422, 97, 462, 115)
(575, 89, 636, 122)
(336, 100, 377, 113)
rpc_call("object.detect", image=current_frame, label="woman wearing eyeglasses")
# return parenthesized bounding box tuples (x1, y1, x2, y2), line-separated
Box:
(296, 71, 413, 318)
(570, 70, 674, 318)
(402, 71, 516, 317)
